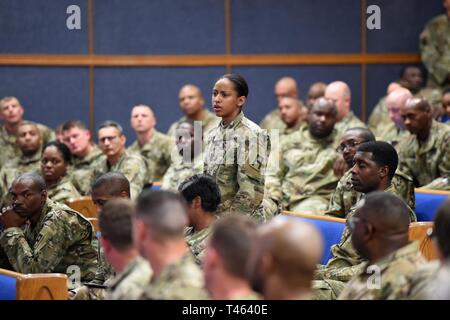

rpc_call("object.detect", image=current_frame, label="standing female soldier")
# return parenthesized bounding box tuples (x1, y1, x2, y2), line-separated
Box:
(204, 74, 270, 219)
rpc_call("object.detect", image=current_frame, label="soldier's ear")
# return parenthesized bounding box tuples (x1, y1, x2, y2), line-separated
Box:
(237, 96, 246, 108)
(192, 196, 202, 209)
(378, 166, 389, 179)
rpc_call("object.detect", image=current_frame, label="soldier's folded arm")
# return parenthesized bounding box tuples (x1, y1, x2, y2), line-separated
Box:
(0, 218, 70, 274)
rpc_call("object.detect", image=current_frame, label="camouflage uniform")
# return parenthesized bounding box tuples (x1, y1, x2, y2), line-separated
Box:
(204, 112, 270, 219)
(161, 154, 203, 192)
(127, 130, 174, 183)
(338, 241, 427, 300)
(374, 122, 410, 147)
(140, 253, 209, 300)
(313, 184, 416, 299)
(265, 125, 339, 215)
(0, 199, 98, 286)
(185, 225, 213, 265)
(47, 175, 81, 204)
(0, 123, 54, 167)
(93, 151, 148, 199)
(420, 14, 450, 90)
(396, 120, 450, 190)
(105, 256, 153, 300)
(167, 110, 220, 139)
(368, 96, 390, 134)
(334, 111, 366, 142)
(325, 169, 416, 218)
(0, 150, 42, 207)
(69, 145, 105, 196)
(259, 108, 286, 130)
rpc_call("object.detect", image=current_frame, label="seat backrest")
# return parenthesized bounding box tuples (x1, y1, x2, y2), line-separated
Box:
(415, 188, 450, 221)
(0, 273, 17, 300)
(87, 217, 99, 233)
(408, 222, 438, 261)
(66, 196, 97, 219)
(281, 211, 346, 265)
(0, 268, 68, 300)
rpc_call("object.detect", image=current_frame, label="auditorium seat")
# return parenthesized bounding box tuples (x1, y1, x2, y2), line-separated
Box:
(281, 211, 345, 265)
(408, 221, 438, 261)
(415, 188, 450, 221)
(0, 268, 68, 300)
(66, 196, 97, 219)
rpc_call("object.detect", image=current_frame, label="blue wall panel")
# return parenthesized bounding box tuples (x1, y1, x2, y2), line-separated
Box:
(93, 0, 225, 54)
(0, 67, 90, 129)
(0, 0, 88, 54)
(232, 65, 362, 123)
(367, 0, 444, 53)
(232, 0, 361, 54)
(93, 67, 226, 143)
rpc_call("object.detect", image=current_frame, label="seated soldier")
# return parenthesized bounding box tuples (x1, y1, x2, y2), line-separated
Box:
(338, 192, 428, 300)
(265, 97, 339, 215)
(99, 199, 152, 300)
(0, 96, 54, 167)
(134, 190, 208, 299)
(247, 217, 323, 300)
(161, 120, 203, 192)
(62, 120, 106, 195)
(203, 215, 259, 300)
(0, 173, 97, 287)
(127, 104, 174, 182)
(41, 141, 80, 203)
(179, 174, 221, 264)
(368, 82, 403, 133)
(167, 84, 219, 139)
(326, 127, 415, 217)
(94, 121, 147, 199)
(70, 172, 132, 300)
(374, 88, 412, 146)
(278, 97, 308, 136)
(397, 97, 450, 190)
(0, 122, 43, 207)
(306, 82, 327, 109)
(313, 141, 416, 300)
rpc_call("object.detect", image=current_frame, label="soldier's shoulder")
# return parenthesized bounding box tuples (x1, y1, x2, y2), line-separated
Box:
(154, 130, 174, 143)
(240, 115, 264, 134)
(426, 14, 449, 29)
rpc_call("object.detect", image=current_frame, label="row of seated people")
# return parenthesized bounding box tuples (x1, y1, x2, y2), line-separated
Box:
(0, 171, 449, 300)
(0, 77, 448, 220)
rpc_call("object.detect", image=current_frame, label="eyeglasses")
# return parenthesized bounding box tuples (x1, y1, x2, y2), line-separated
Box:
(336, 140, 363, 153)
(346, 216, 363, 232)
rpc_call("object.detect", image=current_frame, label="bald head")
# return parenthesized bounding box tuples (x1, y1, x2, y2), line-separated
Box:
(13, 172, 46, 192)
(247, 217, 323, 299)
(400, 96, 433, 138)
(386, 88, 413, 127)
(386, 82, 403, 95)
(274, 77, 299, 103)
(325, 81, 351, 120)
(178, 84, 205, 117)
(351, 192, 410, 262)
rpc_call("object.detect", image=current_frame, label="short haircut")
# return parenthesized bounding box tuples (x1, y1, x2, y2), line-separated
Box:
(209, 215, 257, 279)
(136, 190, 188, 241)
(18, 121, 41, 136)
(360, 191, 410, 231)
(178, 174, 221, 213)
(91, 172, 130, 197)
(345, 127, 376, 143)
(433, 199, 450, 259)
(400, 65, 420, 78)
(0, 96, 20, 107)
(98, 120, 124, 135)
(357, 141, 398, 180)
(218, 74, 249, 98)
(313, 97, 338, 117)
(43, 141, 72, 163)
(13, 172, 46, 192)
(99, 198, 135, 251)
(62, 120, 88, 131)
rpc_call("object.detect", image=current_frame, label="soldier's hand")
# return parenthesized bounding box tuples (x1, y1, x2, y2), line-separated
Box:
(0, 206, 27, 229)
(333, 156, 348, 178)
